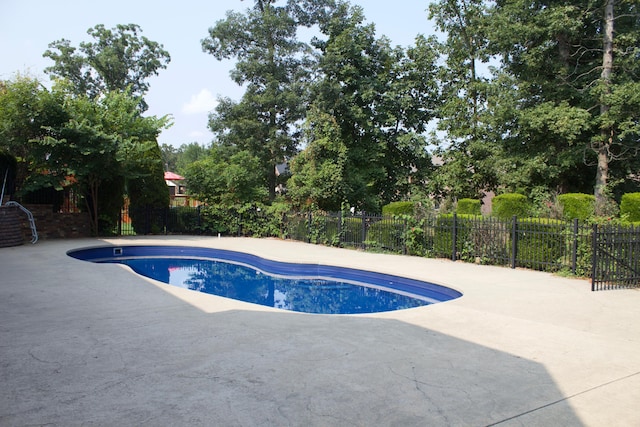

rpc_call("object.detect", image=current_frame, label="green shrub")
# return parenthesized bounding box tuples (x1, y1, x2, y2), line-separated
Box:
(367, 218, 404, 253)
(457, 198, 481, 215)
(492, 193, 530, 219)
(433, 214, 477, 259)
(557, 193, 595, 220)
(620, 193, 640, 222)
(513, 218, 567, 271)
(129, 144, 170, 235)
(382, 201, 414, 216)
(340, 217, 365, 247)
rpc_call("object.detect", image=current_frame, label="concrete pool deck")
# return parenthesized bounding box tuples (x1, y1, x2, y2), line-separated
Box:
(1, 236, 639, 426)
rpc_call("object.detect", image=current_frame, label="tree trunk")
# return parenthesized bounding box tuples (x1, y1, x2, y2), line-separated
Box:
(595, 0, 615, 215)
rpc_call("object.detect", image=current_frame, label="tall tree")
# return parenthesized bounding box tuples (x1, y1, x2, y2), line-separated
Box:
(428, 0, 499, 200)
(488, 0, 640, 211)
(40, 87, 169, 234)
(43, 24, 170, 111)
(202, 0, 314, 200)
(294, 3, 438, 211)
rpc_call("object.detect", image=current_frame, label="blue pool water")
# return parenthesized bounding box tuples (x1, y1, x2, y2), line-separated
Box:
(67, 245, 462, 315)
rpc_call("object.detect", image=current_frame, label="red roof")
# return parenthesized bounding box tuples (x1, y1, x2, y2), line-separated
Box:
(164, 171, 185, 180)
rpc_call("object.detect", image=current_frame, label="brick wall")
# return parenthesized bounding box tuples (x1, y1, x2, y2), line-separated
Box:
(19, 204, 91, 240)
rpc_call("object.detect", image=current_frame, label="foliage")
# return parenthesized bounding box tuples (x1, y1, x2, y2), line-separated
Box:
(513, 218, 566, 271)
(382, 201, 414, 216)
(43, 24, 170, 111)
(486, 0, 640, 212)
(185, 147, 268, 206)
(202, 0, 314, 200)
(296, 3, 439, 211)
(366, 218, 405, 253)
(0, 75, 69, 193)
(0, 151, 17, 199)
(427, 0, 500, 199)
(620, 193, 640, 222)
(456, 198, 481, 215)
(557, 193, 595, 221)
(432, 213, 478, 260)
(492, 193, 530, 219)
(287, 109, 349, 211)
(128, 142, 169, 234)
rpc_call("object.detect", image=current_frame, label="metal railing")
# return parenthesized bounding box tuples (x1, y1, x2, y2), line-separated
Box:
(4, 201, 38, 244)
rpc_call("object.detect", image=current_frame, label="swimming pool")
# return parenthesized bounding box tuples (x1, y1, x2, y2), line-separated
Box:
(67, 245, 462, 314)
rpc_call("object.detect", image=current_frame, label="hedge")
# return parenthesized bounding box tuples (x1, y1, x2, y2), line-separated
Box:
(492, 193, 530, 219)
(513, 218, 566, 271)
(621, 193, 640, 222)
(557, 193, 595, 220)
(382, 201, 414, 216)
(457, 198, 481, 215)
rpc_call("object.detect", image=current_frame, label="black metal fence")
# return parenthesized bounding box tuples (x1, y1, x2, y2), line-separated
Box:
(118, 205, 640, 291)
(591, 224, 640, 291)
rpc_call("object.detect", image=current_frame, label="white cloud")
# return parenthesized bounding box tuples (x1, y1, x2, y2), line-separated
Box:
(182, 89, 218, 115)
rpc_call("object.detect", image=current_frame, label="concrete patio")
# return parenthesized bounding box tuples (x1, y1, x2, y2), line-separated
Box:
(1, 236, 639, 426)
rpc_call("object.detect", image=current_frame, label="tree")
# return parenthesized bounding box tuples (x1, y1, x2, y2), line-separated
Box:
(43, 24, 170, 111)
(288, 109, 349, 210)
(202, 1, 313, 200)
(185, 147, 267, 205)
(427, 0, 501, 200)
(160, 143, 178, 172)
(0, 75, 69, 195)
(297, 3, 438, 211)
(39, 87, 170, 234)
(487, 0, 640, 212)
(175, 142, 208, 175)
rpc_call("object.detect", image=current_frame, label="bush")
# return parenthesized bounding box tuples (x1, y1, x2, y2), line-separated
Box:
(456, 198, 481, 215)
(340, 216, 365, 247)
(433, 214, 477, 259)
(514, 218, 567, 271)
(620, 193, 640, 222)
(129, 144, 170, 235)
(492, 193, 530, 219)
(382, 201, 414, 216)
(557, 193, 595, 220)
(367, 217, 405, 253)
(166, 206, 200, 233)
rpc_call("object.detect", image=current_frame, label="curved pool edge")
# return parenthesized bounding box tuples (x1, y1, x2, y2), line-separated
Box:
(67, 244, 463, 307)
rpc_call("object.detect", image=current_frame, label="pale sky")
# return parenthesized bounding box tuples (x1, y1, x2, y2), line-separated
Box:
(0, 0, 437, 148)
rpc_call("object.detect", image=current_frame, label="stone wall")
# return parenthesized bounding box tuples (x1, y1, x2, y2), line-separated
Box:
(19, 204, 91, 241)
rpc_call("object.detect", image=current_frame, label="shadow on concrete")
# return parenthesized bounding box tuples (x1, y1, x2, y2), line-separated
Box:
(0, 242, 582, 426)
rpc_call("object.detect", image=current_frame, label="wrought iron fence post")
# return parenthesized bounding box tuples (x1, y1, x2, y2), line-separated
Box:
(511, 215, 518, 269)
(591, 223, 598, 291)
(451, 213, 457, 261)
(361, 211, 367, 250)
(338, 210, 343, 247)
(403, 216, 408, 255)
(164, 207, 168, 235)
(307, 211, 312, 244)
(572, 218, 579, 275)
(118, 207, 122, 236)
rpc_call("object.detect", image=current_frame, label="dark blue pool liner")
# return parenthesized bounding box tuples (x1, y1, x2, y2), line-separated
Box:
(67, 245, 462, 303)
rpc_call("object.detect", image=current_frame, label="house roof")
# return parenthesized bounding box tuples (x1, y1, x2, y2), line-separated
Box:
(164, 171, 184, 180)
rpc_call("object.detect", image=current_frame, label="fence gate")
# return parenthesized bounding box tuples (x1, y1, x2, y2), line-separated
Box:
(592, 224, 640, 291)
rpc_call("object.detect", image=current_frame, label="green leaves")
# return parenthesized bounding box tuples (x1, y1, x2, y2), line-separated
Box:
(44, 23, 170, 111)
